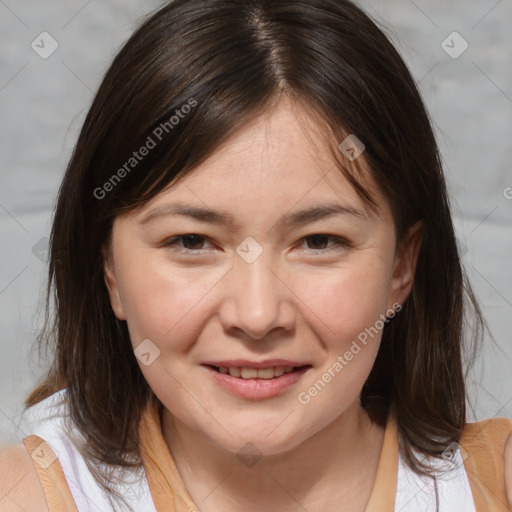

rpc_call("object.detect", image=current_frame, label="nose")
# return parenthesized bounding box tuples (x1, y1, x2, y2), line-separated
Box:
(219, 247, 295, 341)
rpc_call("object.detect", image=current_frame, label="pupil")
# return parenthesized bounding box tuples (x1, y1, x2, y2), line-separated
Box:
(184, 234, 203, 249)
(308, 235, 328, 250)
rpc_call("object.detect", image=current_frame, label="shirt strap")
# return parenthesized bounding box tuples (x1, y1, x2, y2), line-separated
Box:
(460, 417, 512, 511)
(22, 434, 79, 512)
(364, 408, 398, 511)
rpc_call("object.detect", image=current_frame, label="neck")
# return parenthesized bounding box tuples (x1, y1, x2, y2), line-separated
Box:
(161, 399, 385, 512)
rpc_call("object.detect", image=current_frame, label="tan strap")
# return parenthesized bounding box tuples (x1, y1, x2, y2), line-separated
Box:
(22, 435, 79, 512)
(460, 417, 512, 511)
(138, 394, 199, 512)
(365, 409, 398, 511)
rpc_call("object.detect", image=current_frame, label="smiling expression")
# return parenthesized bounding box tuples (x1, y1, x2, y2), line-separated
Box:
(103, 97, 420, 455)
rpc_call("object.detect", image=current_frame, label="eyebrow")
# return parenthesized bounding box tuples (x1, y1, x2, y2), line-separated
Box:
(139, 202, 367, 230)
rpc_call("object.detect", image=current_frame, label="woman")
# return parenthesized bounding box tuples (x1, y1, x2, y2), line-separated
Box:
(1, 0, 511, 511)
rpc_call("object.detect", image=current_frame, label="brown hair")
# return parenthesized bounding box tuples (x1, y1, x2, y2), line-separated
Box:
(26, 0, 483, 509)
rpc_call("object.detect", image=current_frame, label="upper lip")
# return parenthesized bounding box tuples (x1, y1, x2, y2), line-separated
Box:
(202, 359, 311, 369)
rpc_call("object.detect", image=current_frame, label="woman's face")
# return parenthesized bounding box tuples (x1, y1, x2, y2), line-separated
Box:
(104, 98, 420, 455)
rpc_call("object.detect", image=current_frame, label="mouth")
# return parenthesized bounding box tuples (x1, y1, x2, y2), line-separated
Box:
(203, 364, 312, 380)
(202, 363, 312, 399)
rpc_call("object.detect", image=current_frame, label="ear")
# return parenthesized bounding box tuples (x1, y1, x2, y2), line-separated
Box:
(387, 221, 423, 309)
(102, 244, 127, 320)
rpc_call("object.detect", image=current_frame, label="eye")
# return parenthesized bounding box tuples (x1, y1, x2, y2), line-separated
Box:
(161, 234, 214, 252)
(160, 233, 351, 254)
(298, 234, 350, 252)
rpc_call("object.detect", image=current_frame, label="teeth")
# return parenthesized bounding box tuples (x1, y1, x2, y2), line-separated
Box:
(228, 367, 241, 377)
(217, 366, 299, 379)
(241, 367, 258, 379)
(274, 367, 285, 377)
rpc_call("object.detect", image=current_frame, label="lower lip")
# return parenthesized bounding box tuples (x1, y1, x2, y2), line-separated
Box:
(203, 365, 311, 400)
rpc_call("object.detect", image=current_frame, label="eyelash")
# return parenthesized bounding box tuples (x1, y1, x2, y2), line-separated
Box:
(160, 233, 351, 254)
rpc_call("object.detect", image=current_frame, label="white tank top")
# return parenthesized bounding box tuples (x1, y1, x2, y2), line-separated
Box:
(21, 388, 477, 511)
(21, 388, 156, 512)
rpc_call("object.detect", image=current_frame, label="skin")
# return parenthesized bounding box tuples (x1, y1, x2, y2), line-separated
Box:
(104, 96, 422, 512)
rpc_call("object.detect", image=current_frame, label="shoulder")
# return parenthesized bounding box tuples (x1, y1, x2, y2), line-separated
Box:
(460, 416, 512, 453)
(0, 389, 68, 512)
(460, 416, 512, 507)
(0, 442, 49, 512)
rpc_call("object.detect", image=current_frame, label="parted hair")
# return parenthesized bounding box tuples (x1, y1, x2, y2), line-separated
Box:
(26, 0, 483, 510)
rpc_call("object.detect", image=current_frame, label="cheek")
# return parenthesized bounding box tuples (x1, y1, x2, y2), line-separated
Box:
(114, 251, 224, 346)
(292, 264, 388, 422)
(294, 260, 392, 344)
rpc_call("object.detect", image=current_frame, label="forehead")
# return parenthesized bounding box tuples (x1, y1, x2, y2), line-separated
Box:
(178, 99, 350, 189)
(132, 98, 390, 225)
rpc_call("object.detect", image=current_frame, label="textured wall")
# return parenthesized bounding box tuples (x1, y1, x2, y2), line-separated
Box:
(1, 0, 511, 445)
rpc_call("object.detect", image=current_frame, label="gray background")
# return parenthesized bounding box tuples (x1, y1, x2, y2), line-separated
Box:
(1, 0, 511, 445)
